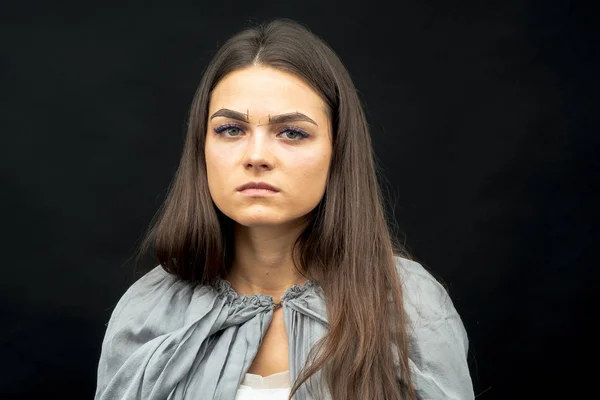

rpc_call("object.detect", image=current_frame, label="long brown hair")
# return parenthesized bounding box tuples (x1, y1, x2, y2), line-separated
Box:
(136, 18, 416, 399)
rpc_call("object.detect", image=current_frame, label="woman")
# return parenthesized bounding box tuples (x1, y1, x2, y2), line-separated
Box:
(94, 19, 473, 400)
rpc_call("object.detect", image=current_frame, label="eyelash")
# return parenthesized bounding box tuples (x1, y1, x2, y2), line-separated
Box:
(213, 123, 310, 141)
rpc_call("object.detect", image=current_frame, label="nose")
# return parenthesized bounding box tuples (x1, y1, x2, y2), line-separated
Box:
(244, 129, 274, 171)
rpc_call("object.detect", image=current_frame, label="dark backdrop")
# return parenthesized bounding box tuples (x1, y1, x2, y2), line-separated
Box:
(1, 0, 598, 398)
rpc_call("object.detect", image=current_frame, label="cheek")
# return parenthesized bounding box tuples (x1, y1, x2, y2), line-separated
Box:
(205, 143, 230, 173)
(205, 146, 230, 198)
(291, 150, 331, 190)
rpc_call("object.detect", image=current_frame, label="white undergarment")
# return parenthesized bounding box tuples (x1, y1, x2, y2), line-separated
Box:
(234, 370, 291, 400)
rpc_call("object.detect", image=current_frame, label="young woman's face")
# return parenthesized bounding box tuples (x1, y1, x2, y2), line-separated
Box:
(205, 65, 332, 228)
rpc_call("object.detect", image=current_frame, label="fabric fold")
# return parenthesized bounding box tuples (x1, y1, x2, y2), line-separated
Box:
(94, 256, 473, 400)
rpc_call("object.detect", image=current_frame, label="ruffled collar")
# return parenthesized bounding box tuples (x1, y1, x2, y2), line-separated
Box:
(213, 278, 316, 309)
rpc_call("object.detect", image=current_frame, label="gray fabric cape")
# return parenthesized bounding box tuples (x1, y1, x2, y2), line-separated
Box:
(94, 256, 474, 399)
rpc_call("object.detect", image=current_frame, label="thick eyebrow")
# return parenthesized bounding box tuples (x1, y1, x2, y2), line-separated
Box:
(209, 108, 318, 127)
(268, 112, 318, 126)
(209, 108, 249, 122)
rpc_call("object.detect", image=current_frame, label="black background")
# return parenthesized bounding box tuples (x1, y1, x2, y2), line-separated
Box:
(1, 0, 598, 398)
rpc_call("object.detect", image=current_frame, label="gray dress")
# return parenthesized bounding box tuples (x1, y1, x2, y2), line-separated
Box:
(94, 256, 474, 399)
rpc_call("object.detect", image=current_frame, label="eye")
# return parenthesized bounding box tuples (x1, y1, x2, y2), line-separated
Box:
(214, 123, 244, 137)
(278, 126, 310, 141)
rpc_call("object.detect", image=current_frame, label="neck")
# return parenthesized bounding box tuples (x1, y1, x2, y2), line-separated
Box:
(226, 220, 309, 303)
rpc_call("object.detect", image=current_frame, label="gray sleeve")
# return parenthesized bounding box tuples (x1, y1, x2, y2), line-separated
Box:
(94, 266, 170, 399)
(396, 257, 474, 400)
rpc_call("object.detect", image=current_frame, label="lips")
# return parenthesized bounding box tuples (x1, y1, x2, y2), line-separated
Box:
(236, 182, 280, 192)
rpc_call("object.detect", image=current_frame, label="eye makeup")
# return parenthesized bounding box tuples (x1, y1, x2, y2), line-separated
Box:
(213, 123, 311, 140)
(214, 123, 244, 136)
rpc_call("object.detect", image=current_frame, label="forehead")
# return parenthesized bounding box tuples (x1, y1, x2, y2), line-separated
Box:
(208, 65, 328, 122)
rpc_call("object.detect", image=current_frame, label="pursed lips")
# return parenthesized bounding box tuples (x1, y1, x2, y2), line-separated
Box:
(236, 182, 280, 192)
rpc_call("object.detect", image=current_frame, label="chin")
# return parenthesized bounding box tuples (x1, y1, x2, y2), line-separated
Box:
(232, 215, 287, 227)
(217, 202, 315, 228)
(227, 210, 310, 228)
